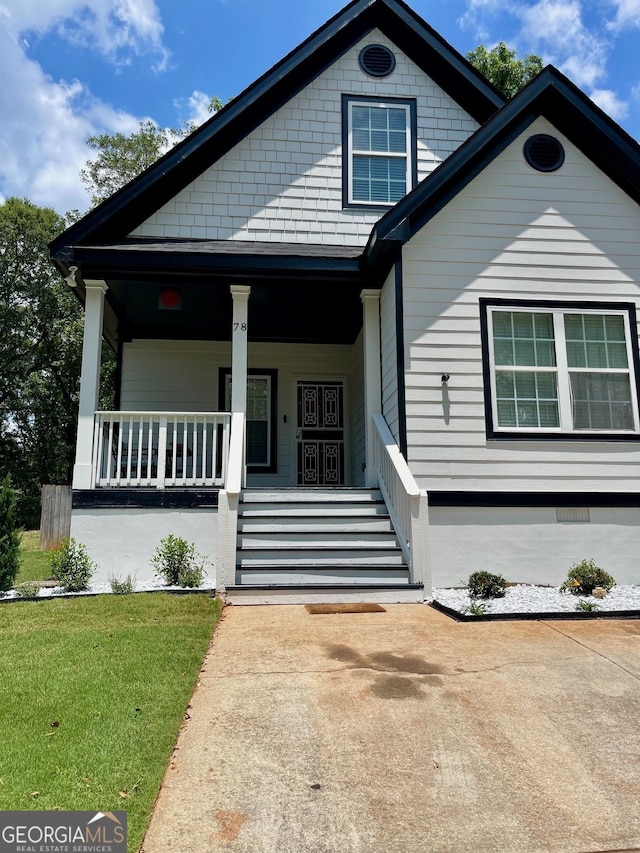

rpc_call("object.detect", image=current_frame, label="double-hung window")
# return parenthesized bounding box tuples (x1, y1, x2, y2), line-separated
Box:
(344, 97, 415, 206)
(484, 302, 640, 436)
(222, 369, 277, 471)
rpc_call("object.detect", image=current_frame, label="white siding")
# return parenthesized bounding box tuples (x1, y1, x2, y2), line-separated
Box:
(120, 339, 363, 486)
(402, 116, 640, 491)
(380, 267, 399, 442)
(131, 29, 477, 247)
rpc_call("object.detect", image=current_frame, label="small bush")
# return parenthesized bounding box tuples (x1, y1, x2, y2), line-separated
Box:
(49, 538, 95, 592)
(14, 581, 41, 599)
(467, 570, 507, 599)
(560, 559, 615, 596)
(110, 575, 134, 595)
(576, 598, 599, 612)
(464, 601, 487, 616)
(0, 475, 22, 592)
(152, 535, 206, 588)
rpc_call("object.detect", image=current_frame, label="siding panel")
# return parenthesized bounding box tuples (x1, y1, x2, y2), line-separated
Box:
(131, 29, 477, 247)
(401, 116, 640, 491)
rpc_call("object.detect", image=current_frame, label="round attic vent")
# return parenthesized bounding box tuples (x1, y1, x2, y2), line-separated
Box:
(523, 134, 565, 172)
(358, 44, 396, 77)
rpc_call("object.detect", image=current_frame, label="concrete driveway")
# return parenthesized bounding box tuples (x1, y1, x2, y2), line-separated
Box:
(142, 604, 640, 853)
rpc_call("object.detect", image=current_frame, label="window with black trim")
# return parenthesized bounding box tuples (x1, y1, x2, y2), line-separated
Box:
(343, 96, 416, 207)
(219, 369, 278, 472)
(482, 302, 640, 436)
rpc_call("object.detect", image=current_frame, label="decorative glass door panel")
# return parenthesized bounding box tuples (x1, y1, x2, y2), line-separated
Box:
(296, 382, 345, 486)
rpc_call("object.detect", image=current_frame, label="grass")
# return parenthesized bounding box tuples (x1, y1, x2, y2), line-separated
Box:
(0, 592, 222, 852)
(16, 530, 52, 584)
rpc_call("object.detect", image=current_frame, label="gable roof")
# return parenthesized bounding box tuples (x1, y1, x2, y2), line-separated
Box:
(366, 65, 640, 270)
(50, 0, 503, 254)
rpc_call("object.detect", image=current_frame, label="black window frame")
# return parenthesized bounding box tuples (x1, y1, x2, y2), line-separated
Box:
(341, 94, 417, 210)
(479, 298, 640, 441)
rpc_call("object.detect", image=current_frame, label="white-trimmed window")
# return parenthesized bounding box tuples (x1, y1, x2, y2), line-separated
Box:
(486, 305, 640, 434)
(346, 99, 413, 205)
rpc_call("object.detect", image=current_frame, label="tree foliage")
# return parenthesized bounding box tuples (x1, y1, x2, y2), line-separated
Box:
(467, 42, 544, 99)
(81, 97, 222, 206)
(0, 198, 114, 526)
(0, 475, 21, 591)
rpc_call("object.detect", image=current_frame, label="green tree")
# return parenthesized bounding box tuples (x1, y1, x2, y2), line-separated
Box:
(81, 97, 223, 206)
(467, 42, 544, 99)
(0, 198, 114, 526)
(0, 475, 21, 591)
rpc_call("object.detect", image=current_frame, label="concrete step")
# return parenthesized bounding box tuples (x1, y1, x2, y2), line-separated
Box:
(241, 489, 383, 503)
(239, 503, 389, 518)
(238, 532, 399, 548)
(235, 567, 412, 585)
(238, 516, 394, 533)
(225, 583, 425, 605)
(237, 548, 406, 567)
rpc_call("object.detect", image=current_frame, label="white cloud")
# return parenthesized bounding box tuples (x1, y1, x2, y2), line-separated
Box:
(589, 88, 629, 119)
(174, 90, 216, 130)
(608, 0, 640, 31)
(0, 0, 169, 213)
(0, 0, 167, 68)
(516, 0, 608, 87)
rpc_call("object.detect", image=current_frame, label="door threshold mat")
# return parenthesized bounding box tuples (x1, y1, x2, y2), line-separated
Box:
(305, 603, 386, 614)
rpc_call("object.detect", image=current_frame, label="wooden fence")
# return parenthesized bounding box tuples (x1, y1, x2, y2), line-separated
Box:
(39, 485, 72, 551)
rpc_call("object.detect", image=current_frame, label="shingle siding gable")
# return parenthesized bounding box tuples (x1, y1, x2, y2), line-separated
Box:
(132, 29, 478, 246)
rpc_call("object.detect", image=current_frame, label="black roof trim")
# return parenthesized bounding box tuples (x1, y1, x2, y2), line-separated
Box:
(50, 0, 503, 251)
(51, 242, 365, 285)
(368, 66, 640, 255)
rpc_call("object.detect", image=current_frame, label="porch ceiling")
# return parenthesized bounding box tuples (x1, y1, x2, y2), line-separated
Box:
(53, 239, 373, 346)
(111, 278, 366, 345)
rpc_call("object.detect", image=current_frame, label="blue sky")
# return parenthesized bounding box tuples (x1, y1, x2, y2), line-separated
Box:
(1, 0, 639, 214)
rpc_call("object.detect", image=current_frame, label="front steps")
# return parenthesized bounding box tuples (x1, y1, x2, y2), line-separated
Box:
(226, 488, 424, 605)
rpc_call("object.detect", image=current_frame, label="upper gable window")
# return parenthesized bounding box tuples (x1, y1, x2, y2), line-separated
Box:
(343, 96, 416, 207)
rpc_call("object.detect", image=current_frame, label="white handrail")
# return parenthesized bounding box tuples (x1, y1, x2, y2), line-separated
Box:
(93, 411, 231, 489)
(226, 411, 246, 496)
(372, 414, 429, 589)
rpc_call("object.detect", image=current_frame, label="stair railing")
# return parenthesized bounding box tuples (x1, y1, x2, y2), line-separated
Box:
(371, 414, 430, 591)
(217, 411, 246, 591)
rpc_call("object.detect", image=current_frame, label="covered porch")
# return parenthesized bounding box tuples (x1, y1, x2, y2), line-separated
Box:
(55, 240, 429, 599)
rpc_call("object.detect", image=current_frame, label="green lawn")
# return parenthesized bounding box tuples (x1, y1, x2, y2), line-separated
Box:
(0, 592, 222, 852)
(17, 530, 52, 583)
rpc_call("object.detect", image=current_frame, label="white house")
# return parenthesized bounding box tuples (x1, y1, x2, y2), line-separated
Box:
(50, 0, 640, 603)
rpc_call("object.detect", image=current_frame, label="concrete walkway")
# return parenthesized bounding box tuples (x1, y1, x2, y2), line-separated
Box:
(141, 605, 640, 853)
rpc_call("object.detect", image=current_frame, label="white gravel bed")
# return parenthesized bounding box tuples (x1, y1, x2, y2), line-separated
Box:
(1, 577, 216, 600)
(433, 584, 640, 615)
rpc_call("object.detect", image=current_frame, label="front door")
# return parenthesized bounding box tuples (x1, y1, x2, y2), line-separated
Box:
(296, 381, 345, 486)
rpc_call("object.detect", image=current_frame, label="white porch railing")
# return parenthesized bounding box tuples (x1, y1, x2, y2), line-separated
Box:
(217, 411, 246, 591)
(92, 411, 231, 488)
(372, 414, 429, 589)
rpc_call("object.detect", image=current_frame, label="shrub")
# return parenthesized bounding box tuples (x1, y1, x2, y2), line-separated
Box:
(576, 598, 599, 612)
(151, 535, 206, 588)
(464, 601, 487, 616)
(49, 538, 95, 592)
(14, 580, 41, 599)
(110, 575, 134, 595)
(560, 559, 615, 596)
(0, 475, 22, 592)
(467, 570, 507, 599)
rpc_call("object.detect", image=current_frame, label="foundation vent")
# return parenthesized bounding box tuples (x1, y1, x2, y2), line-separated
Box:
(556, 507, 590, 523)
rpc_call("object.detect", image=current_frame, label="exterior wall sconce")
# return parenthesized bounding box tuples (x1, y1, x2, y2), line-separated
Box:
(441, 374, 450, 386)
(64, 265, 79, 288)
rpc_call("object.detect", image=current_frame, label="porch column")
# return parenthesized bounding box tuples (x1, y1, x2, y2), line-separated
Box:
(230, 285, 251, 413)
(361, 289, 382, 488)
(73, 280, 107, 489)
